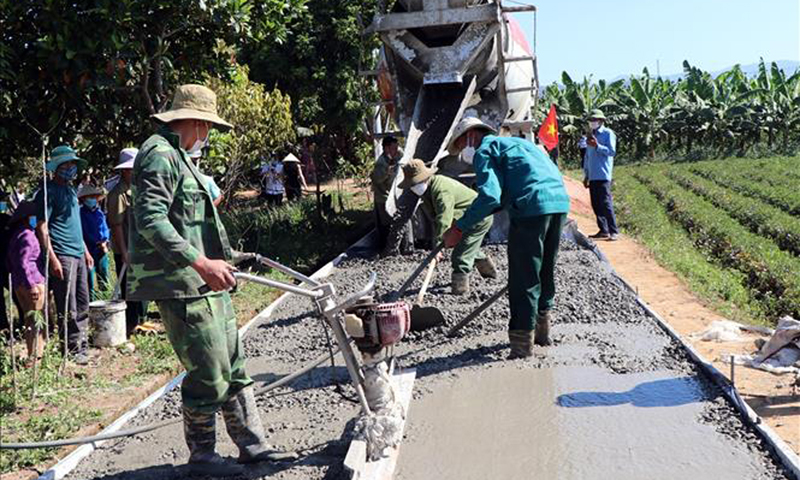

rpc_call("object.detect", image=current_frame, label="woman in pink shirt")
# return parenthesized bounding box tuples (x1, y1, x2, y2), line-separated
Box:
(6, 201, 46, 360)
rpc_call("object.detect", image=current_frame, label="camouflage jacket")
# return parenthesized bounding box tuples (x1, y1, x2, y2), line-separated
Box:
(127, 127, 232, 301)
(370, 151, 401, 205)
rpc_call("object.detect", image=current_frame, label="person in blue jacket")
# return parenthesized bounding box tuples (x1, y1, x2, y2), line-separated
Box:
(582, 109, 619, 241)
(443, 117, 571, 359)
(78, 184, 110, 301)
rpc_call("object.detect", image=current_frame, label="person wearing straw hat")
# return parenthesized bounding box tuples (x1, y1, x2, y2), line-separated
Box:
(128, 84, 292, 475)
(282, 152, 307, 202)
(107, 148, 149, 334)
(442, 116, 570, 359)
(78, 184, 110, 301)
(583, 108, 619, 241)
(401, 159, 496, 295)
(34, 145, 94, 365)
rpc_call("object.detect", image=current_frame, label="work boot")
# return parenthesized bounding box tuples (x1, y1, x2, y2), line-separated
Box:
(183, 405, 244, 477)
(534, 311, 553, 346)
(508, 330, 534, 359)
(474, 256, 498, 279)
(451, 272, 470, 295)
(589, 231, 609, 239)
(222, 386, 298, 464)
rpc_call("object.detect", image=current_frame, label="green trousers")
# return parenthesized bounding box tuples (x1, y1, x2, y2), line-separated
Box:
(507, 213, 565, 332)
(157, 293, 252, 413)
(452, 216, 493, 274)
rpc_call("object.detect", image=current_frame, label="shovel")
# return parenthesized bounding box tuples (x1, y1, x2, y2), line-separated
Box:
(390, 243, 446, 331)
(447, 285, 508, 337)
(409, 258, 445, 331)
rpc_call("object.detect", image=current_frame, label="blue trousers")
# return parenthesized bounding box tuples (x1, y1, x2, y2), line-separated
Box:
(589, 181, 619, 235)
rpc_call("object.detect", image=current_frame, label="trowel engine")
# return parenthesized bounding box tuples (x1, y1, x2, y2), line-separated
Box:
(345, 299, 412, 353)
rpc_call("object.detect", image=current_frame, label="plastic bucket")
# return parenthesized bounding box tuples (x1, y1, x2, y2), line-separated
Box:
(90, 300, 127, 347)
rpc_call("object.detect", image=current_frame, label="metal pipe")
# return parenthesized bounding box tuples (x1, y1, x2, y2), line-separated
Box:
(256, 255, 320, 287)
(233, 273, 324, 298)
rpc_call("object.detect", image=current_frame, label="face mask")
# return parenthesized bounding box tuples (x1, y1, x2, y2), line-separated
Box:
(84, 198, 98, 209)
(188, 122, 209, 156)
(58, 165, 78, 182)
(0, 202, 7, 213)
(461, 146, 476, 165)
(29, 216, 37, 229)
(410, 182, 428, 196)
(590, 121, 601, 130)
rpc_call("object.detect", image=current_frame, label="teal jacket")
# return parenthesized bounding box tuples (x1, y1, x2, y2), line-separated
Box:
(456, 136, 570, 231)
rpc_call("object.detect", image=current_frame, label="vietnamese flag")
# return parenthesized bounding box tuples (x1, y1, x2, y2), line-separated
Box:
(538, 104, 559, 151)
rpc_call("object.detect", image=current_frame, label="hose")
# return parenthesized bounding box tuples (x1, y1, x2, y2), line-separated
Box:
(0, 346, 342, 450)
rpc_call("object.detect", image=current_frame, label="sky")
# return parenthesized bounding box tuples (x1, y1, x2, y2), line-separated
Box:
(510, 0, 800, 85)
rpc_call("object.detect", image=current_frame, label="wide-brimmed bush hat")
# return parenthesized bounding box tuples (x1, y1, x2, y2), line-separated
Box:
(115, 148, 139, 170)
(588, 109, 607, 121)
(77, 184, 105, 199)
(46, 145, 87, 172)
(400, 159, 436, 189)
(447, 116, 497, 154)
(152, 84, 232, 131)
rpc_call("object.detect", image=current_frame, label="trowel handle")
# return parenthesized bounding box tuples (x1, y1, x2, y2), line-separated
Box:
(416, 258, 437, 305)
(394, 243, 445, 300)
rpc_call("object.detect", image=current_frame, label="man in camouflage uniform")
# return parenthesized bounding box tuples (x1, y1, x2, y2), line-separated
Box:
(400, 159, 496, 294)
(128, 85, 288, 476)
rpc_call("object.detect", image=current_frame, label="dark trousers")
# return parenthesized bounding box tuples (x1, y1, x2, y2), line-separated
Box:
(263, 193, 283, 207)
(589, 180, 619, 235)
(114, 254, 148, 334)
(51, 255, 90, 353)
(507, 214, 565, 332)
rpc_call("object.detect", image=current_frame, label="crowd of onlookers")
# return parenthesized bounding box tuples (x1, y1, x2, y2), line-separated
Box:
(1, 140, 317, 365)
(0, 146, 150, 365)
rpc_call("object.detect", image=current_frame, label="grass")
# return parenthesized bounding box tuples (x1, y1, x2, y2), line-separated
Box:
(613, 156, 800, 326)
(0, 190, 373, 476)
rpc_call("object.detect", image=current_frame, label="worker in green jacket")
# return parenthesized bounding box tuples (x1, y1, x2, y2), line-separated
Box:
(128, 85, 290, 476)
(371, 136, 402, 249)
(443, 117, 571, 359)
(400, 159, 496, 294)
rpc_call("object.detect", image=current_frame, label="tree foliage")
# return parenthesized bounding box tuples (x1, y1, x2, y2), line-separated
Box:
(205, 65, 295, 202)
(539, 59, 800, 164)
(0, 0, 305, 181)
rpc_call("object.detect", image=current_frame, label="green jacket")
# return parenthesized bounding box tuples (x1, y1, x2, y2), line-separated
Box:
(127, 127, 232, 301)
(370, 152, 400, 205)
(420, 175, 478, 242)
(457, 136, 570, 231)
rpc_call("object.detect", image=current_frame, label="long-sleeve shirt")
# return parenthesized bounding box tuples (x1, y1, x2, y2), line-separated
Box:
(80, 205, 110, 258)
(420, 175, 478, 242)
(583, 126, 617, 181)
(6, 225, 45, 289)
(456, 136, 570, 231)
(129, 127, 232, 301)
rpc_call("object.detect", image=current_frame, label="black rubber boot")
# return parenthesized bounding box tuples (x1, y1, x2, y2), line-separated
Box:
(183, 405, 244, 477)
(222, 387, 299, 464)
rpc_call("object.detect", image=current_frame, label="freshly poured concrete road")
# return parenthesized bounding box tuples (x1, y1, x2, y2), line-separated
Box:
(66, 240, 793, 480)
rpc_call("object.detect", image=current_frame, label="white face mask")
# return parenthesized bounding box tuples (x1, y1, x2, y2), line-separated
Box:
(461, 146, 476, 165)
(590, 121, 601, 130)
(188, 122, 209, 156)
(410, 182, 428, 196)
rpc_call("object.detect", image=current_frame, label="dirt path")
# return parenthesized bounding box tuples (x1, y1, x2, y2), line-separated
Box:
(563, 175, 800, 456)
(66, 240, 793, 479)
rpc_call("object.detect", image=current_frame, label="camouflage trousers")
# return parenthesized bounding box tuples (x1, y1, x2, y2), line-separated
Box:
(157, 293, 252, 413)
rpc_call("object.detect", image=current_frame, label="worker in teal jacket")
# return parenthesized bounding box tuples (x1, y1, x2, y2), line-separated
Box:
(400, 159, 496, 295)
(443, 117, 570, 359)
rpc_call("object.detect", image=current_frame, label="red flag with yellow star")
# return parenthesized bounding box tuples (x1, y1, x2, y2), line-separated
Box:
(538, 104, 559, 151)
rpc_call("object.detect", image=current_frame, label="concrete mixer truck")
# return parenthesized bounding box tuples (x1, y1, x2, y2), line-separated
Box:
(363, 0, 539, 251)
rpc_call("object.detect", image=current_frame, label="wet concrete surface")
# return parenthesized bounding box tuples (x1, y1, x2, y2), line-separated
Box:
(65, 240, 794, 480)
